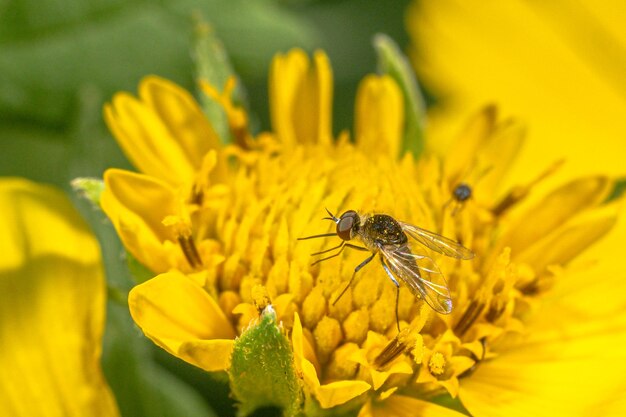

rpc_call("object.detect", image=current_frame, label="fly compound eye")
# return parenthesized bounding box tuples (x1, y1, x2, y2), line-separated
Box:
(337, 211, 358, 240)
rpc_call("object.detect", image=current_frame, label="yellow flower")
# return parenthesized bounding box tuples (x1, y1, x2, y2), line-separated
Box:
(101, 49, 625, 416)
(406, 0, 626, 185)
(0, 178, 119, 417)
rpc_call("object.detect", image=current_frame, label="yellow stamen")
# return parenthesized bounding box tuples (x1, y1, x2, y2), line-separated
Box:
(428, 352, 446, 376)
(163, 215, 202, 268)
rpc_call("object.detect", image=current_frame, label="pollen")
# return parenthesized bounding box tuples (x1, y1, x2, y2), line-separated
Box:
(428, 352, 446, 376)
(251, 284, 271, 312)
(411, 335, 424, 365)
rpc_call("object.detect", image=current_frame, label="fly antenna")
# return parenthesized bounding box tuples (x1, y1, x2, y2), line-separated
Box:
(322, 207, 339, 223)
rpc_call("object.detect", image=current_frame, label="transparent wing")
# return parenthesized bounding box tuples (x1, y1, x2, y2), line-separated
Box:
(398, 221, 474, 260)
(379, 242, 452, 314)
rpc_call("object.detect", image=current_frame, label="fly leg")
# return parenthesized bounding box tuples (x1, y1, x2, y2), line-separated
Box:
(332, 251, 375, 305)
(380, 255, 401, 332)
(311, 243, 368, 266)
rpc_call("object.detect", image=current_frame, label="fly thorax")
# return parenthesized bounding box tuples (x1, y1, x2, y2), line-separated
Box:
(362, 214, 408, 246)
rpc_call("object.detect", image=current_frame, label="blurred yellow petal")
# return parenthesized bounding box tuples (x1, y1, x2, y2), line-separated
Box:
(129, 271, 235, 371)
(270, 49, 333, 147)
(359, 395, 468, 417)
(101, 168, 184, 273)
(502, 176, 611, 255)
(0, 178, 119, 417)
(518, 202, 618, 270)
(408, 0, 626, 182)
(444, 105, 497, 184)
(355, 74, 404, 158)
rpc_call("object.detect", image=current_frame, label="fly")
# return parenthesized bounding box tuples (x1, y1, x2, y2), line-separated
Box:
(298, 209, 474, 329)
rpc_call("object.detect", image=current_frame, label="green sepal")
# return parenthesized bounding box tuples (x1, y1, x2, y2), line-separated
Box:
(229, 305, 302, 417)
(71, 177, 104, 207)
(373, 33, 426, 158)
(192, 14, 246, 144)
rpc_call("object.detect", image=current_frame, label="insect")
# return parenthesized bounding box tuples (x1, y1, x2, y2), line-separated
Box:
(453, 183, 472, 203)
(299, 209, 474, 329)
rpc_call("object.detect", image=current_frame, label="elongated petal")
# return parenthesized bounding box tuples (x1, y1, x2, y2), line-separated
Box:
(270, 49, 333, 147)
(518, 203, 618, 270)
(355, 74, 404, 158)
(101, 168, 184, 273)
(501, 176, 611, 256)
(0, 178, 119, 417)
(129, 271, 235, 371)
(358, 395, 468, 417)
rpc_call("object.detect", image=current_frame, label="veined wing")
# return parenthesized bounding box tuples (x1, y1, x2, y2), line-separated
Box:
(398, 221, 474, 260)
(379, 242, 452, 314)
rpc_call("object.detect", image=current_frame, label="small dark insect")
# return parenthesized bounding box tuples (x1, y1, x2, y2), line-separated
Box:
(298, 209, 474, 329)
(453, 183, 472, 203)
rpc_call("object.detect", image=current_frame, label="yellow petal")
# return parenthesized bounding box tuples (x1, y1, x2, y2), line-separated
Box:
(139, 75, 220, 170)
(444, 105, 497, 184)
(0, 178, 119, 417)
(129, 270, 236, 371)
(269, 49, 333, 147)
(461, 210, 626, 416)
(355, 74, 404, 158)
(101, 168, 184, 273)
(408, 0, 626, 183)
(104, 96, 195, 186)
(501, 176, 612, 256)
(517, 202, 618, 270)
(178, 339, 235, 372)
(359, 395, 468, 417)
(315, 380, 371, 409)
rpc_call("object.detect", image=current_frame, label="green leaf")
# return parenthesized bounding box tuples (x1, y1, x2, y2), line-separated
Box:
(229, 306, 302, 417)
(373, 33, 426, 158)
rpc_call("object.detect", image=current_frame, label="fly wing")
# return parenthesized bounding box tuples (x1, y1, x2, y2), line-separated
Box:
(380, 243, 453, 314)
(398, 221, 474, 260)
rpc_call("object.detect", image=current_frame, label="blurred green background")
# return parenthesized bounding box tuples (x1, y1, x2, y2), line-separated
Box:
(0, 1, 411, 416)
